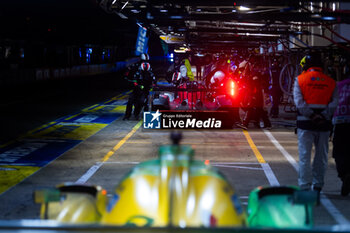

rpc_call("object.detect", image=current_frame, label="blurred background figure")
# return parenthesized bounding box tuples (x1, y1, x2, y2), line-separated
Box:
(242, 67, 271, 129)
(269, 58, 282, 118)
(332, 57, 350, 196)
(123, 53, 156, 120)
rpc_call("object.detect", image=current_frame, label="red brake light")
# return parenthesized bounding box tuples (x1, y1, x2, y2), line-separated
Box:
(230, 80, 235, 96)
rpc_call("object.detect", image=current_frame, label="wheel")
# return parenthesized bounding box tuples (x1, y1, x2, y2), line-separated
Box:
(279, 64, 302, 96)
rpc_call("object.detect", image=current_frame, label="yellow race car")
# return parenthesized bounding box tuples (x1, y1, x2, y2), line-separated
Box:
(34, 132, 317, 228)
(35, 132, 246, 227)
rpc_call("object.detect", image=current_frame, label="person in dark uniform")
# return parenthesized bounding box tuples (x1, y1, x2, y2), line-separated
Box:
(123, 53, 156, 120)
(332, 62, 350, 196)
(239, 61, 272, 129)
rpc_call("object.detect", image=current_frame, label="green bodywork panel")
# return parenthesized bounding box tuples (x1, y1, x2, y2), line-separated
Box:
(125, 145, 226, 180)
(247, 186, 315, 228)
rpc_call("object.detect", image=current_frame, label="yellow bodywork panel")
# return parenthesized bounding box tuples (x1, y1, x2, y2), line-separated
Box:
(37, 145, 246, 227)
(102, 172, 246, 227)
(102, 146, 246, 227)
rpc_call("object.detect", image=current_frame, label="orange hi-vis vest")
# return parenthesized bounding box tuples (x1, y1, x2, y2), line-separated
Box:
(297, 67, 336, 106)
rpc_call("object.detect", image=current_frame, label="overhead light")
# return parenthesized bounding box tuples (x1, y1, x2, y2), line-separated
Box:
(232, 9, 237, 12)
(120, 1, 129, 11)
(160, 9, 168, 13)
(236, 33, 279, 37)
(170, 16, 183, 19)
(238, 6, 250, 11)
(174, 48, 188, 53)
(322, 16, 336, 21)
(228, 22, 265, 26)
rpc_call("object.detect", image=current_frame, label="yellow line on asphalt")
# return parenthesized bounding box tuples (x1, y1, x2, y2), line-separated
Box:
(242, 130, 266, 164)
(101, 121, 142, 162)
(65, 113, 80, 120)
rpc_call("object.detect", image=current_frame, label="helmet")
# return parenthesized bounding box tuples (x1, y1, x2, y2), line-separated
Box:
(141, 53, 149, 61)
(179, 65, 187, 78)
(300, 56, 307, 68)
(140, 62, 150, 71)
(210, 71, 225, 84)
(300, 54, 322, 70)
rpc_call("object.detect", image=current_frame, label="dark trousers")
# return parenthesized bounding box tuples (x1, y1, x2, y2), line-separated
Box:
(243, 107, 271, 127)
(124, 89, 147, 119)
(270, 87, 282, 117)
(332, 123, 350, 181)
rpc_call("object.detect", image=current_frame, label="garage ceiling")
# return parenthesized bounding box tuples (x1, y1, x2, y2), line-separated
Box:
(100, 0, 350, 52)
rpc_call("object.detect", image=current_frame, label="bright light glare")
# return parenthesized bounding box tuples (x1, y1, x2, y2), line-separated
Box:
(200, 189, 215, 210)
(238, 6, 250, 11)
(136, 178, 152, 207)
(186, 194, 196, 216)
(230, 80, 235, 96)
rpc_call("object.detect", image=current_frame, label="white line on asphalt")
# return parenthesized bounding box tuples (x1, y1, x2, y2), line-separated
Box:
(263, 130, 299, 172)
(263, 129, 349, 225)
(75, 121, 142, 184)
(213, 165, 263, 170)
(75, 164, 102, 184)
(211, 162, 260, 165)
(243, 130, 280, 187)
(261, 163, 280, 186)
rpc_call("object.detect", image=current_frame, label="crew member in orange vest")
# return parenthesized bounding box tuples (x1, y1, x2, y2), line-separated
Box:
(293, 53, 338, 193)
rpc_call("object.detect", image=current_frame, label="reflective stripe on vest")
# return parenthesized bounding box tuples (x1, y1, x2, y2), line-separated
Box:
(297, 67, 336, 105)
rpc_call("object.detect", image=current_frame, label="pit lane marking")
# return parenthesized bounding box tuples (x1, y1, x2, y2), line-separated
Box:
(0, 92, 129, 194)
(263, 130, 349, 225)
(75, 121, 142, 184)
(242, 130, 279, 186)
(100, 161, 263, 171)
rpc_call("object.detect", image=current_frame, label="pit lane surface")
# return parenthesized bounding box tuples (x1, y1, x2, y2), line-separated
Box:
(0, 84, 349, 227)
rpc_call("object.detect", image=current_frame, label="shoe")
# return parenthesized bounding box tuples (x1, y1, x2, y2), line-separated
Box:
(235, 123, 248, 130)
(122, 116, 129, 120)
(263, 126, 272, 130)
(341, 174, 350, 196)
